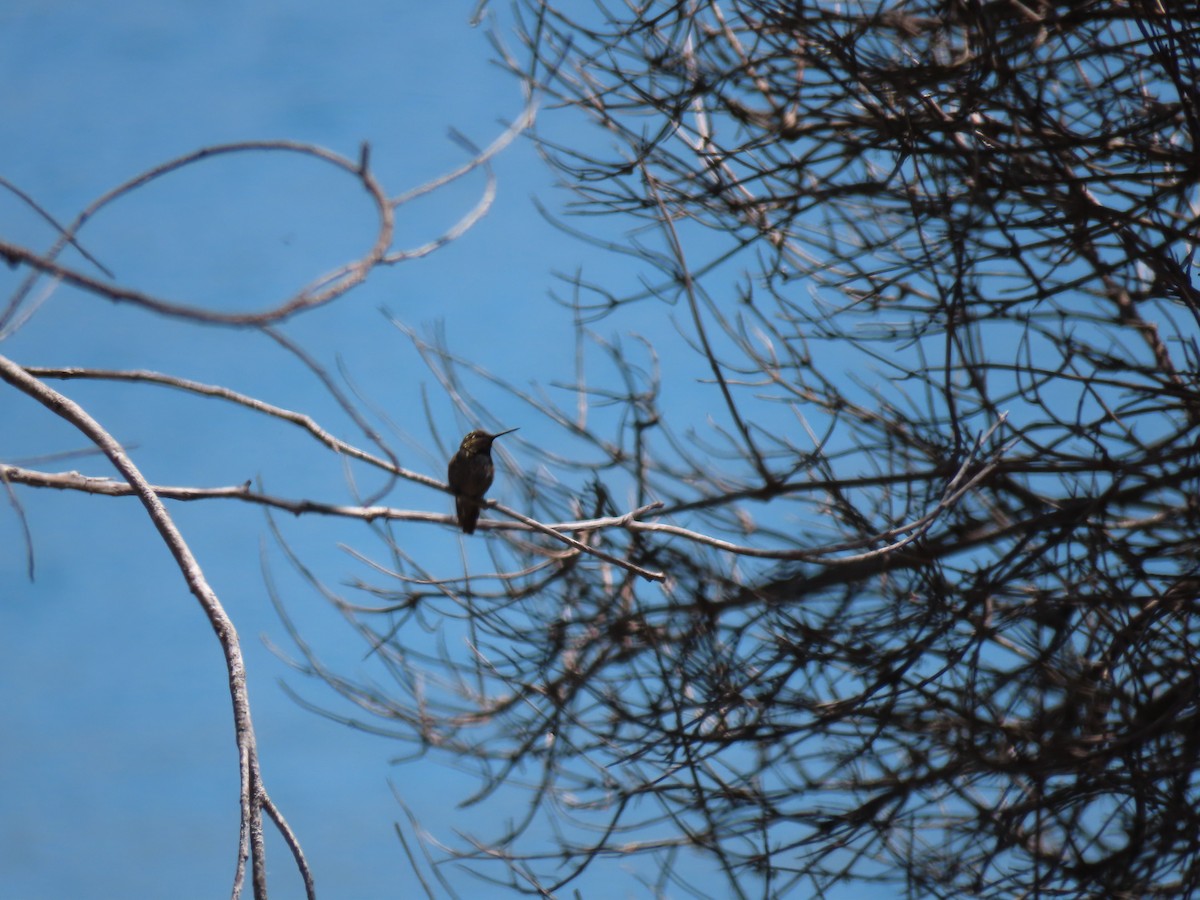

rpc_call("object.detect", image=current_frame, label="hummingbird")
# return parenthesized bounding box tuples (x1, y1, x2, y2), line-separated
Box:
(447, 427, 517, 534)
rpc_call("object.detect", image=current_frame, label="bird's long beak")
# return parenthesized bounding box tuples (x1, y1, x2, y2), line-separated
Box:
(491, 427, 519, 438)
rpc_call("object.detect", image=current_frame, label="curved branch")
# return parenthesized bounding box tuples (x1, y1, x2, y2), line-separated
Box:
(0, 354, 311, 899)
(4, 141, 394, 325)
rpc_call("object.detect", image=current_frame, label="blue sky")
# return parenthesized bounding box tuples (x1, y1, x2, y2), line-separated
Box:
(1, 2, 932, 897)
(0, 2, 629, 897)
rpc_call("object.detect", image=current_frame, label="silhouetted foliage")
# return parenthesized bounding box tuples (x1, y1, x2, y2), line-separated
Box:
(282, 3, 1200, 897)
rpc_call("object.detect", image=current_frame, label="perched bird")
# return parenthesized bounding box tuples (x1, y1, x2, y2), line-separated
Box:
(447, 428, 517, 534)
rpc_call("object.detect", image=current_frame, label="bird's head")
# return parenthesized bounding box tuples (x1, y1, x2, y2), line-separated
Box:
(458, 427, 518, 454)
